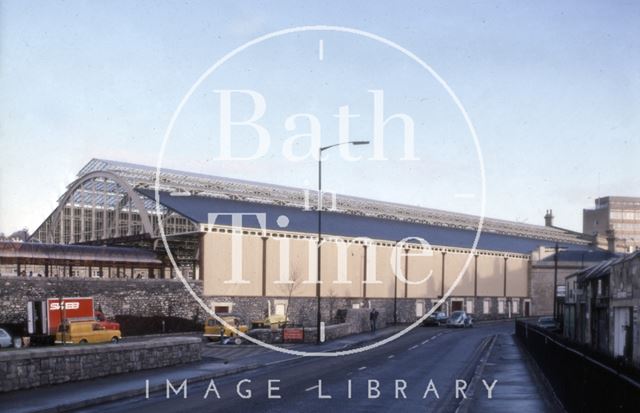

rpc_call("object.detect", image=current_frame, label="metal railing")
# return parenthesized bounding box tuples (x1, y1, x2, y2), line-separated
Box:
(515, 320, 640, 412)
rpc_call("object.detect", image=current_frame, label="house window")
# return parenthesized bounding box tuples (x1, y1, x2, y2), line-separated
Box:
(498, 298, 506, 314)
(483, 298, 491, 314)
(416, 300, 425, 317)
(274, 299, 288, 316)
(211, 302, 234, 314)
(465, 299, 474, 314)
(512, 299, 519, 314)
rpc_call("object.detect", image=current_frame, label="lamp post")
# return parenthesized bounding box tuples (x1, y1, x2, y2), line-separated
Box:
(316, 140, 370, 344)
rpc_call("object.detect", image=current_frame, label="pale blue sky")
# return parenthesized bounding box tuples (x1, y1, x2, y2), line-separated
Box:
(1, 0, 639, 235)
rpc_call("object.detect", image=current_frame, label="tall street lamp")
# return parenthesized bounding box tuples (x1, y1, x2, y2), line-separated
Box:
(316, 140, 370, 344)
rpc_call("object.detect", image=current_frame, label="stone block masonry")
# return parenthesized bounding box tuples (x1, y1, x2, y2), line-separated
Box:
(0, 277, 206, 325)
(0, 277, 527, 333)
(0, 336, 202, 392)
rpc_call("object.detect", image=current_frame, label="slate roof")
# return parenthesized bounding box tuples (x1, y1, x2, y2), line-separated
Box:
(139, 189, 593, 255)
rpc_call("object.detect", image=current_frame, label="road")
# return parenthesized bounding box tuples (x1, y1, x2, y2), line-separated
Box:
(78, 322, 514, 413)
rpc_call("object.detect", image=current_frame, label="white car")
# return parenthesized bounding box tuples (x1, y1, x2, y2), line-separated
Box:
(0, 328, 14, 348)
(446, 311, 473, 328)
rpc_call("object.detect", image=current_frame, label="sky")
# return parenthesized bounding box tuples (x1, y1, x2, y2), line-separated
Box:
(0, 0, 639, 235)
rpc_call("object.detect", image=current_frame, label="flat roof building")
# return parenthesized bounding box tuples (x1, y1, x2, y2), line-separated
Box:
(583, 196, 640, 252)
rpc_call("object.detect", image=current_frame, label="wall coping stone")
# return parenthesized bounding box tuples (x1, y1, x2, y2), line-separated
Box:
(0, 336, 202, 362)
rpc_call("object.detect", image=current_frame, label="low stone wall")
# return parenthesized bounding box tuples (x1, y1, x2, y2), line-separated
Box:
(0, 336, 202, 392)
(302, 308, 389, 342)
(248, 308, 389, 343)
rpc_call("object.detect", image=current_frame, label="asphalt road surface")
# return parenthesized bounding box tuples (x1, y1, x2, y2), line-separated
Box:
(78, 322, 514, 413)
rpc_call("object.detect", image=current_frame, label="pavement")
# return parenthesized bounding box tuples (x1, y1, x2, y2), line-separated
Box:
(464, 332, 564, 413)
(0, 321, 563, 413)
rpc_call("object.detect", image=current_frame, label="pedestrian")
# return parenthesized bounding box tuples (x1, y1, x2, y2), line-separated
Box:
(370, 308, 379, 333)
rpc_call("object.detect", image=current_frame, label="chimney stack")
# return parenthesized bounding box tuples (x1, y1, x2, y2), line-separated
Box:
(606, 229, 616, 253)
(544, 209, 554, 227)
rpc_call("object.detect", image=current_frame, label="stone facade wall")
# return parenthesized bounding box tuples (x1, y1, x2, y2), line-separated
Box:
(0, 337, 202, 392)
(206, 295, 527, 329)
(0, 277, 528, 333)
(0, 277, 206, 325)
(609, 255, 640, 369)
(206, 295, 411, 327)
(530, 265, 582, 316)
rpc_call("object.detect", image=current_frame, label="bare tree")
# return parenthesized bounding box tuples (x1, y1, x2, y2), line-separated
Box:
(280, 270, 303, 327)
(327, 287, 338, 324)
(7, 228, 29, 241)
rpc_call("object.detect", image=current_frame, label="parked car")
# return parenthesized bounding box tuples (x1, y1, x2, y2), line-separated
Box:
(536, 316, 559, 331)
(204, 316, 249, 343)
(422, 311, 448, 326)
(0, 328, 14, 348)
(251, 314, 288, 329)
(446, 311, 473, 328)
(55, 321, 121, 344)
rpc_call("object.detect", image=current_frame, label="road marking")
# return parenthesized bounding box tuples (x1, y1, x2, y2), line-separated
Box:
(318, 39, 324, 60)
(421, 339, 430, 345)
(388, 354, 395, 359)
(305, 385, 319, 392)
(409, 345, 418, 350)
(358, 366, 367, 371)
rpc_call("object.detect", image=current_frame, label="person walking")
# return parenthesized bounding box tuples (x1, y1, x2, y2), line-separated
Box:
(370, 308, 379, 333)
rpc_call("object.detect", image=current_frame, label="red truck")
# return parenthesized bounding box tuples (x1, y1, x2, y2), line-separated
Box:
(27, 297, 119, 345)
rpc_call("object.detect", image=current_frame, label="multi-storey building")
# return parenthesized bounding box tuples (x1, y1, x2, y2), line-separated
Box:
(584, 196, 640, 252)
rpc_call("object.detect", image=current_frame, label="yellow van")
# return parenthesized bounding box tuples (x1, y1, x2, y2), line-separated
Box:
(55, 321, 122, 344)
(204, 316, 249, 342)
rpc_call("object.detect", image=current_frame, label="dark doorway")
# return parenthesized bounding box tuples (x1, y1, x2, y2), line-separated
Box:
(524, 301, 531, 317)
(624, 308, 634, 361)
(451, 300, 463, 312)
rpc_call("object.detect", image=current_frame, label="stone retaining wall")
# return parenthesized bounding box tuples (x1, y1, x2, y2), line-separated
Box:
(0, 337, 202, 392)
(0, 276, 205, 325)
(0, 277, 523, 332)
